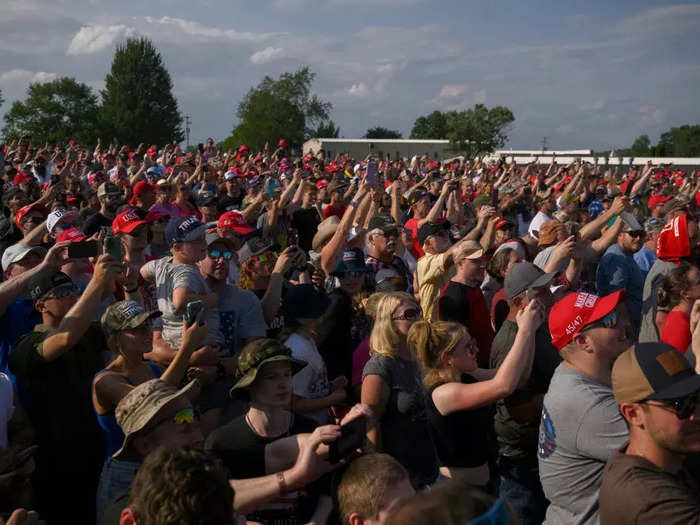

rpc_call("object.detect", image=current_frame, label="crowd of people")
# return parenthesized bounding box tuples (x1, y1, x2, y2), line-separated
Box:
(1, 135, 700, 524)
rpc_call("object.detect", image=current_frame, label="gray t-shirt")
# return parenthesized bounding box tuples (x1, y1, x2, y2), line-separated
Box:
(538, 364, 628, 525)
(362, 354, 438, 488)
(143, 256, 222, 348)
(639, 258, 677, 343)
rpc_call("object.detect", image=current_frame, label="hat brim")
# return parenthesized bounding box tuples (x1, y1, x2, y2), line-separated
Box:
(526, 271, 558, 294)
(646, 373, 700, 401)
(112, 379, 199, 459)
(230, 355, 307, 395)
(173, 224, 208, 244)
(125, 310, 162, 330)
(581, 290, 626, 329)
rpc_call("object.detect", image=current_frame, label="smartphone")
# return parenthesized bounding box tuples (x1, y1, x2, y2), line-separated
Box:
(183, 300, 204, 327)
(329, 415, 366, 464)
(68, 240, 98, 259)
(491, 188, 499, 208)
(103, 233, 122, 261)
(266, 178, 277, 198)
(366, 161, 378, 186)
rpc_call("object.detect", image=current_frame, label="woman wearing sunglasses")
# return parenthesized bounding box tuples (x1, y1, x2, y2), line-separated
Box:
(361, 292, 439, 488)
(410, 299, 543, 489)
(657, 263, 700, 353)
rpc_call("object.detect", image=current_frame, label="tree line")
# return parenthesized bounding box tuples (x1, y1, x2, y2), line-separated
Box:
(2, 36, 699, 158)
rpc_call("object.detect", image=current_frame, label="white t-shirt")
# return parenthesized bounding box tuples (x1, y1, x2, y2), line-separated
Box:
(0, 373, 14, 449)
(285, 333, 330, 425)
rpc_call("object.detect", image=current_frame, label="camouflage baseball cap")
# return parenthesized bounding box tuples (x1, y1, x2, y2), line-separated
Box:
(231, 339, 307, 395)
(101, 300, 161, 338)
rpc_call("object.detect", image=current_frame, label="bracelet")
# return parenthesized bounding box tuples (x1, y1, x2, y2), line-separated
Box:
(125, 287, 138, 293)
(350, 200, 359, 208)
(277, 471, 287, 494)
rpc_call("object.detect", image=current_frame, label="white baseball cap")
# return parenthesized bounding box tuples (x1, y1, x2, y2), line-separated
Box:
(46, 209, 78, 233)
(1, 243, 46, 271)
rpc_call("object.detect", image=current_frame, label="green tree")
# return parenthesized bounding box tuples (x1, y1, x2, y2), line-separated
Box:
(629, 134, 651, 155)
(2, 77, 99, 144)
(444, 104, 514, 158)
(658, 125, 700, 157)
(364, 127, 402, 139)
(410, 110, 448, 139)
(99, 37, 183, 146)
(226, 67, 331, 150)
(0, 89, 4, 108)
(314, 120, 340, 138)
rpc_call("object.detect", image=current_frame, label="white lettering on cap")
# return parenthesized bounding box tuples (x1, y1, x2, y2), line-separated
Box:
(565, 315, 583, 335)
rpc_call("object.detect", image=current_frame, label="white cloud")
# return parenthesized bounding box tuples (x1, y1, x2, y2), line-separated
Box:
(439, 84, 465, 98)
(347, 82, 369, 97)
(67, 24, 135, 55)
(249, 47, 285, 64)
(0, 69, 57, 83)
(143, 16, 277, 44)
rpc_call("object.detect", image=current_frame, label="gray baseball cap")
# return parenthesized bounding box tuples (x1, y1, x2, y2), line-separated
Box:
(504, 262, 557, 300)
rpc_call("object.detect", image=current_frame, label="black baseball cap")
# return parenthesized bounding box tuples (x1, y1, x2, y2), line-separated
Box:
(331, 247, 367, 276)
(613, 342, 700, 405)
(26, 270, 74, 301)
(368, 214, 398, 233)
(417, 221, 450, 246)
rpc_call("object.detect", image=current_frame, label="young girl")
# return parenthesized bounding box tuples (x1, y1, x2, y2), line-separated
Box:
(410, 299, 543, 487)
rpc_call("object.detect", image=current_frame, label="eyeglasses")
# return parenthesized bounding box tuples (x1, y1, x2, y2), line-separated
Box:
(209, 249, 233, 260)
(644, 391, 699, 420)
(581, 311, 618, 333)
(43, 284, 81, 300)
(624, 230, 645, 238)
(392, 307, 422, 321)
(251, 251, 277, 263)
(376, 230, 399, 239)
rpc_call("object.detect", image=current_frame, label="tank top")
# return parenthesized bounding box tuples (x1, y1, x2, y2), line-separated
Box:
(95, 362, 161, 457)
(425, 374, 493, 468)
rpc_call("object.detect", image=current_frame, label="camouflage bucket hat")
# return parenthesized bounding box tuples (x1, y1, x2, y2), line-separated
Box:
(230, 339, 307, 395)
(101, 300, 161, 339)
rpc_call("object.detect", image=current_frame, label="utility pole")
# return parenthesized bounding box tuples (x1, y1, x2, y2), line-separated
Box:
(541, 136, 548, 152)
(185, 115, 191, 150)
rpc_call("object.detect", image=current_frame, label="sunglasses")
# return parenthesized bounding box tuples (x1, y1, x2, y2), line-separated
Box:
(644, 391, 699, 420)
(581, 311, 618, 332)
(208, 249, 233, 260)
(251, 251, 277, 263)
(392, 307, 422, 321)
(624, 230, 645, 238)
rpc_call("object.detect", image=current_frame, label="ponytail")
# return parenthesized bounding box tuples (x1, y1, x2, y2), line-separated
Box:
(408, 320, 467, 388)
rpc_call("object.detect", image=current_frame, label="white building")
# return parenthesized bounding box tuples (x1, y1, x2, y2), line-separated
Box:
(302, 138, 450, 160)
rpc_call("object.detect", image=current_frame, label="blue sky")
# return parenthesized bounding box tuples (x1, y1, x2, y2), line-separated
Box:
(1, 0, 699, 150)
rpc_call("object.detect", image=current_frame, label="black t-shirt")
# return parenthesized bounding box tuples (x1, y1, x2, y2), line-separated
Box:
(205, 412, 317, 478)
(291, 207, 321, 252)
(83, 212, 113, 236)
(218, 193, 243, 213)
(317, 288, 357, 382)
(425, 374, 492, 468)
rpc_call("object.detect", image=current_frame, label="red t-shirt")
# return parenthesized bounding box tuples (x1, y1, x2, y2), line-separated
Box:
(661, 310, 691, 353)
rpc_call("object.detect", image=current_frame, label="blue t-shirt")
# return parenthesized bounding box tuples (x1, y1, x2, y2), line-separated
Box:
(0, 297, 40, 374)
(633, 245, 657, 282)
(596, 244, 644, 324)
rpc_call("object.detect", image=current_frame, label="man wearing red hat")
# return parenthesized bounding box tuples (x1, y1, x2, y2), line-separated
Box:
(130, 180, 156, 212)
(538, 290, 631, 525)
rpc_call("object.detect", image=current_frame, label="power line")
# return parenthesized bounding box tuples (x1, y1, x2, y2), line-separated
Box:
(185, 115, 191, 149)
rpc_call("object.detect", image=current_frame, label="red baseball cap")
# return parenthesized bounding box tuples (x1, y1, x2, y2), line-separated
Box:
(14, 203, 47, 229)
(147, 145, 158, 157)
(56, 227, 87, 243)
(278, 138, 289, 148)
(129, 180, 155, 205)
(112, 208, 149, 235)
(549, 290, 626, 350)
(238, 145, 249, 153)
(217, 211, 255, 235)
(316, 180, 329, 189)
(648, 193, 672, 209)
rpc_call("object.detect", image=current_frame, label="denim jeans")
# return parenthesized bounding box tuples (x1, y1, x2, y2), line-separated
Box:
(497, 458, 548, 525)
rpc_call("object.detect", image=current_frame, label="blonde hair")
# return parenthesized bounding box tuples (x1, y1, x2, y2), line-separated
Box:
(408, 320, 467, 388)
(369, 292, 416, 359)
(364, 292, 386, 320)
